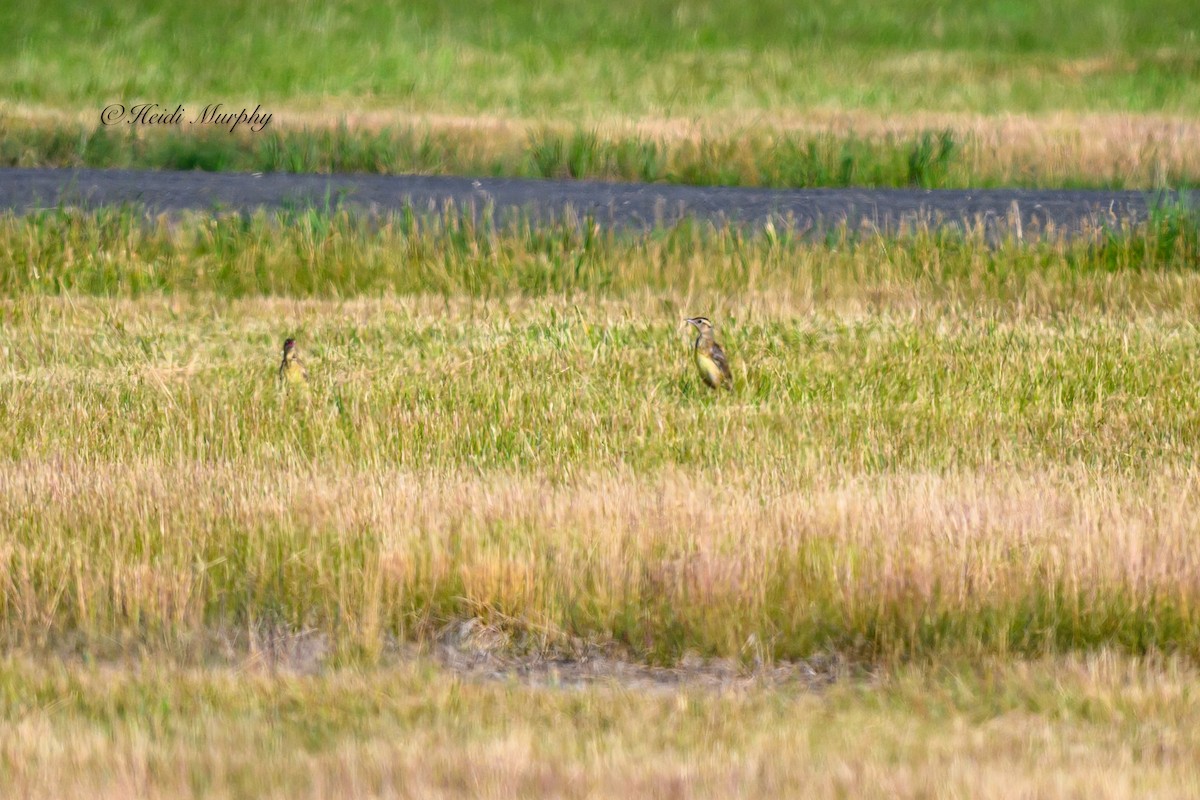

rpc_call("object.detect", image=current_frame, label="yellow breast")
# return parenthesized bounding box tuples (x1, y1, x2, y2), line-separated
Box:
(694, 351, 725, 388)
(282, 361, 307, 384)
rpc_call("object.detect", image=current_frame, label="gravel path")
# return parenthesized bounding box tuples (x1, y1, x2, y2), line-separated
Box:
(1, 167, 1190, 236)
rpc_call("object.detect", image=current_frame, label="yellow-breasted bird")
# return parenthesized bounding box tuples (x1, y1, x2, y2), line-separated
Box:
(278, 337, 308, 387)
(684, 316, 732, 390)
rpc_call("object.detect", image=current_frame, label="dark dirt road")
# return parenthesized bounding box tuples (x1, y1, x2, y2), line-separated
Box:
(0, 167, 1190, 237)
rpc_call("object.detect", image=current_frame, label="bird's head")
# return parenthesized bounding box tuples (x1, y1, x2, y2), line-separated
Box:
(282, 338, 297, 357)
(684, 316, 714, 335)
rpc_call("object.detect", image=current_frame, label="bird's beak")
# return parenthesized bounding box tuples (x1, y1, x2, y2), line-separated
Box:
(684, 318, 699, 329)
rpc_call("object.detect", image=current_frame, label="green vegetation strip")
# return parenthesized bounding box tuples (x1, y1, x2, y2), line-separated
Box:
(4, 0, 1198, 116)
(3, 121, 1198, 190)
(2, 202, 1198, 298)
(1, 123, 982, 189)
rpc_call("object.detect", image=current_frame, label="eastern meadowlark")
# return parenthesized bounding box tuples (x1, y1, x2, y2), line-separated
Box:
(684, 316, 732, 390)
(278, 337, 308, 387)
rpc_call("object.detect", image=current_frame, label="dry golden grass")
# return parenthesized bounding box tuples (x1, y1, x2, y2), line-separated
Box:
(5, 454, 1200, 660)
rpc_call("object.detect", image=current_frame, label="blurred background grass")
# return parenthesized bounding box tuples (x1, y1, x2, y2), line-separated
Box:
(1, 0, 1198, 186)
(3, 0, 1198, 115)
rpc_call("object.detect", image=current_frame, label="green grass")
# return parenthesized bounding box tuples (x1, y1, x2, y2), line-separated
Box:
(0, 121, 979, 188)
(4, 0, 1199, 116)
(3, 201, 1198, 299)
(6, 116, 1198, 189)
(10, 120, 1120, 191)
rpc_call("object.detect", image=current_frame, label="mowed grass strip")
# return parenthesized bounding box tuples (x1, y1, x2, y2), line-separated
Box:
(3, 298, 1200, 474)
(2, 653, 1198, 799)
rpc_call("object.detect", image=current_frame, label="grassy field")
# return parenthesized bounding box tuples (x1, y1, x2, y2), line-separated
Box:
(2, 0, 1199, 187)
(0, 204, 1198, 656)
(2, 206, 1200, 795)
(6, 0, 1200, 794)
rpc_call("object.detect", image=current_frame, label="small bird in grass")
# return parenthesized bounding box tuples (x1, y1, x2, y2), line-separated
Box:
(278, 337, 308, 387)
(684, 316, 732, 391)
